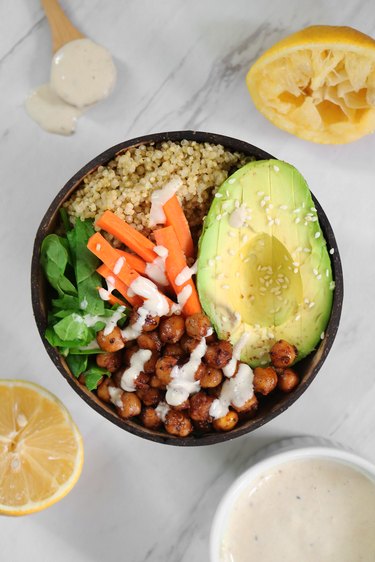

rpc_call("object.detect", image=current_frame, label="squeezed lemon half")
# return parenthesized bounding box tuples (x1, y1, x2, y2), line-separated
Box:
(246, 25, 375, 143)
(0, 380, 83, 516)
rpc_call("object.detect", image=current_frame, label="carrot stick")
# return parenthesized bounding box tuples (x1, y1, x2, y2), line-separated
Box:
(97, 211, 157, 263)
(154, 226, 201, 316)
(88, 232, 174, 310)
(106, 293, 127, 307)
(117, 250, 146, 275)
(163, 195, 194, 258)
(97, 264, 143, 308)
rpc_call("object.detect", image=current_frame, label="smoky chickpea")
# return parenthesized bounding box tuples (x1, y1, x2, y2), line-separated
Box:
(164, 410, 193, 437)
(189, 392, 214, 422)
(96, 326, 124, 352)
(159, 315, 185, 343)
(96, 351, 122, 373)
(96, 378, 112, 403)
(172, 399, 190, 411)
(185, 313, 211, 339)
(155, 356, 178, 385)
(143, 351, 159, 374)
(200, 366, 223, 388)
(117, 392, 141, 419)
(130, 309, 159, 332)
(140, 407, 163, 430)
(163, 343, 185, 360)
(123, 345, 137, 365)
(180, 334, 200, 354)
(136, 387, 163, 407)
(137, 331, 162, 352)
(270, 340, 297, 368)
(278, 368, 299, 393)
(253, 367, 278, 395)
(232, 394, 258, 414)
(134, 371, 150, 391)
(213, 410, 239, 432)
(204, 340, 233, 369)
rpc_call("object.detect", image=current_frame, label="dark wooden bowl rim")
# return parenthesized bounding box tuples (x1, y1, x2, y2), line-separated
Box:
(31, 130, 344, 446)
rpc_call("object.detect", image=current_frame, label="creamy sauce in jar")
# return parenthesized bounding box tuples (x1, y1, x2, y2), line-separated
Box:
(220, 458, 375, 562)
(25, 38, 116, 135)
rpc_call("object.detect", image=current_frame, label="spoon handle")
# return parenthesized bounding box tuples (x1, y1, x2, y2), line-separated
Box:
(41, 0, 84, 53)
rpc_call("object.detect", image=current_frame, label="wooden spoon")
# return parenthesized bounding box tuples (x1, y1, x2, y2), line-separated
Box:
(41, 0, 84, 54)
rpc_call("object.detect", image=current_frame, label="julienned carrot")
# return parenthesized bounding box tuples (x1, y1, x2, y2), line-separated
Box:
(97, 211, 157, 263)
(97, 264, 143, 308)
(154, 226, 201, 316)
(163, 195, 194, 259)
(88, 232, 174, 310)
(106, 293, 127, 307)
(117, 250, 146, 275)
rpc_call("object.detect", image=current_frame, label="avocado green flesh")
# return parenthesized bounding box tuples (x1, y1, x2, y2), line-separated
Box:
(197, 159, 334, 367)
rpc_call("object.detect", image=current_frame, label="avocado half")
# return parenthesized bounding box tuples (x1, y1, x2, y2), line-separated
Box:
(197, 159, 334, 367)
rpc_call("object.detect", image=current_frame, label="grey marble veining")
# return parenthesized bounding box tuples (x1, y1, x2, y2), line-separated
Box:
(1, 1, 375, 561)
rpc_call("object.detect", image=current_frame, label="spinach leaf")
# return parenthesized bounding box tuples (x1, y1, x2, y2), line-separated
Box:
(66, 354, 88, 378)
(45, 326, 86, 349)
(68, 347, 103, 355)
(53, 312, 90, 343)
(52, 295, 80, 310)
(59, 208, 71, 233)
(41, 234, 77, 296)
(83, 366, 110, 391)
(70, 220, 105, 316)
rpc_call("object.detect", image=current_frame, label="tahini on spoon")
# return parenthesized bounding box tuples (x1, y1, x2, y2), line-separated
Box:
(41, 0, 84, 53)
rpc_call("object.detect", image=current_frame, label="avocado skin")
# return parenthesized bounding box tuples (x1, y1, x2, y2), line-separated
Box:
(197, 159, 333, 367)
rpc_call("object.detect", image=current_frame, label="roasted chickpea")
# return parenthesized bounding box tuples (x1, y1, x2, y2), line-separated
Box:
(123, 345, 138, 365)
(180, 334, 200, 354)
(278, 368, 299, 393)
(140, 407, 162, 430)
(78, 373, 87, 385)
(136, 387, 163, 406)
(193, 419, 212, 433)
(195, 364, 223, 388)
(270, 340, 297, 368)
(189, 392, 214, 422)
(204, 340, 233, 369)
(130, 309, 159, 332)
(213, 410, 239, 431)
(185, 313, 211, 339)
(117, 392, 141, 418)
(159, 315, 185, 343)
(112, 370, 123, 387)
(143, 351, 159, 374)
(134, 371, 150, 391)
(172, 399, 190, 411)
(96, 351, 122, 373)
(155, 356, 178, 386)
(137, 331, 162, 352)
(232, 394, 258, 414)
(96, 378, 112, 402)
(150, 375, 165, 389)
(163, 343, 185, 360)
(96, 326, 124, 352)
(253, 367, 278, 395)
(164, 410, 193, 437)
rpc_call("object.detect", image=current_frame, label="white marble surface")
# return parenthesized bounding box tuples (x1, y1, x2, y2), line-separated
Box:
(1, 1, 375, 560)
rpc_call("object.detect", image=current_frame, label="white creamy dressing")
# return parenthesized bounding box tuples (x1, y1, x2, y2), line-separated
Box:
(25, 38, 116, 135)
(165, 336, 208, 406)
(210, 364, 254, 419)
(170, 285, 192, 315)
(78, 339, 101, 351)
(121, 306, 149, 340)
(25, 84, 81, 135)
(82, 306, 125, 336)
(223, 333, 250, 378)
(221, 458, 375, 562)
(108, 387, 123, 409)
(145, 246, 169, 287)
(149, 177, 183, 226)
(98, 276, 115, 301)
(155, 402, 170, 422)
(175, 260, 198, 286)
(120, 349, 152, 392)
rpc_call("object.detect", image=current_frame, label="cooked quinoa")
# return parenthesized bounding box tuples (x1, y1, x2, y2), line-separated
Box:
(64, 140, 250, 238)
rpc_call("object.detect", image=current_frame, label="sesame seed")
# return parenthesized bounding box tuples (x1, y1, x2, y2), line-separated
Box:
(296, 246, 302, 252)
(295, 314, 301, 321)
(279, 205, 288, 210)
(228, 231, 236, 238)
(329, 248, 335, 255)
(317, 274, 322, 280)
(304, 222, 308, 226)
(282, 284, 288, 290)
(311, 207, 317, 212)
(215, 255, 222, 261)
(274, 218, 281, 225)
(330, 281, 336, 290)
(293, 208, 301, 213)
(313, 268, 318, 276)
(208, 259, 215, 267)
(257, 265, 262, 271)
(235, 272, 240, 278)
(326, 269, 329, 277)
(222, 284, 230, 290)
(228, 249, 235, 256)
(242, 235, 249, 243)
(320, 331, 325, 340)
(304, 298, 309, 304)
(221, 316, 228, 322)
(295, 217, 301, 224)
(226, 190, 230, 197)
(264, 196, 270, 202)
(309, 301, 315, 308)
(315, 232, 321, 239)
(268, 219, 274, 226)
(292, 261, 299, 267)
(273, 165, 280, 172)
(277, 296, 283, 301)
(217, 273, 225, 280)
(257, 191, 264, 196)
(311, 217, 318, 222)
(303, 247, 311, 253)
(260, 277, 265, 284)
(294, 268, 299, 274)
(234, 199, 240, 208)
(250, 295, 255, 302)
(228, 178, 236, 184)
(216, 214, 222, 221)
(214, 193, 223, 198)
(254, 324, 260, 329)
(260, 200, 266, 208)
(244, 257, 251, 263)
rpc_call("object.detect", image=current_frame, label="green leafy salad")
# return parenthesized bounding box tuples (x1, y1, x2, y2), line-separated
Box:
(41, 211, 129, 391)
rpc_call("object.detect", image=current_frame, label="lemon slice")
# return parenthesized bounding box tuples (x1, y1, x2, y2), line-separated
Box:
(0, 380, 83, 516)
(246, 25, 375, 143)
